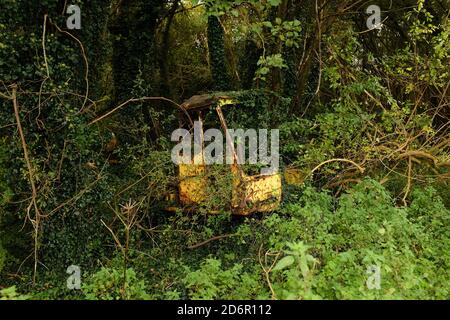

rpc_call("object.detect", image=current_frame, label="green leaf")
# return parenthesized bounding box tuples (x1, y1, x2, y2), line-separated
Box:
(273, 256, 295, 271)
(268, 0, 282, 7)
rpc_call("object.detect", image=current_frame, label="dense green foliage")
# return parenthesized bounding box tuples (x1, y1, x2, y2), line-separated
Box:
(0, 0, 448, 300)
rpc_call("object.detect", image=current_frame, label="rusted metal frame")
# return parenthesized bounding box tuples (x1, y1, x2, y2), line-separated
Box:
(215, 105, 244, 179)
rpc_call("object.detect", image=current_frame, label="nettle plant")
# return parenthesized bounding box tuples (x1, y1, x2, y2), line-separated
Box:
(82, 267, 151, 300)
(271, 241, 320, 300)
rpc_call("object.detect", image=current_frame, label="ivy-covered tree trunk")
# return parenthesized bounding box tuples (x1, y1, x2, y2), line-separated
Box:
(159, 0, 180, 98)
(240, 39, 262, 90)
(207, 15, 232, 91)
(108, 0, 164, 143)
(109, 0, 161, 103)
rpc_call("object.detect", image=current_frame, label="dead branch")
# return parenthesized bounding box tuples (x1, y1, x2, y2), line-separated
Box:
(308, 158, 365, 178)
(258, 244, 279, 300)
(49, 18, 89, 112)
(398, 150, 438, 165)
(12, 84, 42, 284)
(88, 96, 193, 126)
(187, 233, 236, 250)
(402, 156, 413, 206)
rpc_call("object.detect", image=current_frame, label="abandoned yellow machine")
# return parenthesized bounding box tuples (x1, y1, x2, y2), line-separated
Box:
(165, 93, 301, 215)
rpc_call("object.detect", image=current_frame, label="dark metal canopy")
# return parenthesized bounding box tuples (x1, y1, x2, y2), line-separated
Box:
(181, 93, 234, 111)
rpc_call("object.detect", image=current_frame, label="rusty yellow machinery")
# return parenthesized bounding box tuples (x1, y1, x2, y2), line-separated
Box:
(165, 93, 303, 215)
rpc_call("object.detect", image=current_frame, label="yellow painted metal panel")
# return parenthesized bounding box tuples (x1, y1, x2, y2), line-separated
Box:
(284, 167, 305, 186)
(232, 170, 282, 215)
(178, 153, 207, 205)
